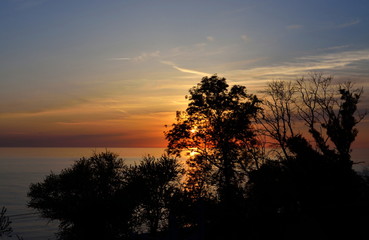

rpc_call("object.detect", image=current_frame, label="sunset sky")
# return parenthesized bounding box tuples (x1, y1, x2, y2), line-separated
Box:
(1, 0, 369, 147)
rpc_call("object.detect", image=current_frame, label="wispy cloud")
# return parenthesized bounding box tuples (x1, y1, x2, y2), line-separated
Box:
(106, 51, 160, 63)
(207, 36, 215, 42)
(161, 61, 210, 76)
(241, 34, 249, 42)
(107, 57, 131, 61)
(224, 49, 369, 87)
(298, 49, 369, 65)
(172, 66, 210, 76)
(318, 45, 350, 51)
(55, 121, 105, 126)
(193, 36, 216, 48)
(195, 42, 207, 48)
(337, 19, 360, 28)
(133, 51, 160, 62)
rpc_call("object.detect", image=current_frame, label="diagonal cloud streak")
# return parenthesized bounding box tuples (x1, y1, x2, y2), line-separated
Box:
(161, 61, 210, 76)
(337, 19, 360, 28)
(108, 57, 131, 61)
(172, 66, 210, 76)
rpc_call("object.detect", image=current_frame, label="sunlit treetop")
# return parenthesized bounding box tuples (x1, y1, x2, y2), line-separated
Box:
(166, 75, 261, 158)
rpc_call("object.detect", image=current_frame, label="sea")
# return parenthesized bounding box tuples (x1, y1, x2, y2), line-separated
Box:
(0, 147, 368, 239)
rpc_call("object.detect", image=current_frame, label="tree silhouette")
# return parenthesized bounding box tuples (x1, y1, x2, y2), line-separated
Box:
(28, 151, 134, 239)
(127, 155, 183, 237)
(165, 75, 261, 205)
(260, 73, 366, 165)
(248, 135, 369, 239)
(165, 75, 262, 239)
(249, 73, 369, 239)
(26, 73, 369, 240)
(28, 151, 183, 240)
(0, 207, 13, 237)
(258, 80, 296, 158)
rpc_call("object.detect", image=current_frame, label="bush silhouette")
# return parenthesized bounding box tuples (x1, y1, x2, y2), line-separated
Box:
(28, 151, 136, 239)
(28, 151, 184, 239)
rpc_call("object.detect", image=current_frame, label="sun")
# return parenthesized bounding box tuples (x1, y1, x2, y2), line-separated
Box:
(190, 126, 198, 134)
(188, 147, 199, 157)
(190, 151, 197, 157)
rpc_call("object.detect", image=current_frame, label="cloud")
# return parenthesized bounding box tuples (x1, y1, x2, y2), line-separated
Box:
(133, 51, 160, 62)
(207, 36, 215, 42)
(195, 42, 207, 48)
(193, 36, 215, 48)
(286, 24, 303, 30)
(224, 49, 369, 87)
(56, 121, 104, 126)
(161, 61, 210, 76)
(241, 34, 249, 42)
(106, 51, 161, 63)
(172, 66, 210, 76)
(319, 45, 350, 51)
(107, 57, 131, 61)
(297, 49, 369, 66)
(337, 19, 360, 28)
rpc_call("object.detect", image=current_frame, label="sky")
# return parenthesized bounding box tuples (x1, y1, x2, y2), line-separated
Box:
(1, 0, 369, 148)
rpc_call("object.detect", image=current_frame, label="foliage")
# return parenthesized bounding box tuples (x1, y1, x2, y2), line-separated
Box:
(27, 73, 369, 240)
(247, 135, 369, 239)
(128, 155, 183, 235)
(251, 73, 369, 238)
(28, 151, 184, 239)
(165, 75, 262, 204)
(0, 207, 23, 239)
(28, 151, 133, 239)
(164, 73, 369, 239)
(0, 207, 13, 237)
(259, 73, 365, 166)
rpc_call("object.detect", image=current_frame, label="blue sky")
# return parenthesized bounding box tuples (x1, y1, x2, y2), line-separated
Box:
(1, 0, 369, 147)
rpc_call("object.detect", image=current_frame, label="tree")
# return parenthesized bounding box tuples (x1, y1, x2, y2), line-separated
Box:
(28, 151, 184, 240)
(0, 207, 23, 239)
(258, 80, 296, 158)
(260, 73, 365, 166)
(28, 151, 136, 239)
(127, 155, 183, 236)
(165, 75, 261, 203)
(0, 207, 13, 237)
(249, 73, 369, 239)
(165, 75, 262, 239)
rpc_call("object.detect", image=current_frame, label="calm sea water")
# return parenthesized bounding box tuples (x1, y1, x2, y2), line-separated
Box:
(0, 147, 368, 239)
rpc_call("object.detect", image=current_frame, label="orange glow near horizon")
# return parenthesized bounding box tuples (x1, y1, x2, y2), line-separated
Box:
(0, 100, 179, 147)
(2, 90, 369, 148)
(1, 1, 369, 149)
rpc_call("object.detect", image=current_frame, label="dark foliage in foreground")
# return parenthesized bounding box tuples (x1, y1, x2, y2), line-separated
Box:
(0, 207, 23, 239)
(28, 74, 369, 239)
(0, 207, 13, 237)
(28, 152, 182, 239)
(28, 152, 132, 239)
(247, 136, 369, 239)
